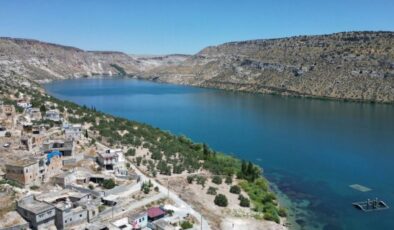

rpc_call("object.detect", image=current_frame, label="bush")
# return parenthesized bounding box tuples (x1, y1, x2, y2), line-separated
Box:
(278, 207, 287, 217)
(102, 179, 116, 189)
(229, 185, 241, 194)
(207, 186, 218, 195)
(225, 175, 233, 184)
(214, 194, 228, 207)
(239, 196, 250, 207)
(211, 175, 222, 185)
(126, 148, 136, 156)
(98, 205, 106, 212)
(196, 176, 207, 187)
(88, 184, 94, 190)
(187, 175, 195, 184)
(180, 221, 193, 229)
(264, 210, 280, 224)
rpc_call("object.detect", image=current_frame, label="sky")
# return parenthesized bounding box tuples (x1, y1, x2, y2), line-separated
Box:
(0, 0, 393, 55)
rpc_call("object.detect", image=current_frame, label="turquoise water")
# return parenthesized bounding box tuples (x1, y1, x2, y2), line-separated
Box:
(45, 78, 394, 230)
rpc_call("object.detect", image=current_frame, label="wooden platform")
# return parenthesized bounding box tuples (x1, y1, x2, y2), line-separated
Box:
(353, 198, 389, 212)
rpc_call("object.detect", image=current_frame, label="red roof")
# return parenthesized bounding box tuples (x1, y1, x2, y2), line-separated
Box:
(147, 207, 166, 218)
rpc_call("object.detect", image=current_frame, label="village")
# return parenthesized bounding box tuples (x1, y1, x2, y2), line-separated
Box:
(0, 92, 209, 230)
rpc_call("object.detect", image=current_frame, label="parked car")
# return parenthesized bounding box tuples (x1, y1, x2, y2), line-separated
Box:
(3, 142, 11, 148)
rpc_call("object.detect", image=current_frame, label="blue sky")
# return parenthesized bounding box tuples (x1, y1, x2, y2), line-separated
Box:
(0, 0, 393, 54)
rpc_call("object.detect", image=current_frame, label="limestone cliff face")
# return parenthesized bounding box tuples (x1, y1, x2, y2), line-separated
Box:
(144, 31, 394, 103)
(1, 32, 394, 102)
(0, 37, 188, 82)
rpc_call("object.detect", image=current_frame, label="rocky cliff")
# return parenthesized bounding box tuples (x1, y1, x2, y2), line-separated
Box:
(144, 31, 394, 103)
(1, 32, 393, 102)
(0, 37, 188, 82)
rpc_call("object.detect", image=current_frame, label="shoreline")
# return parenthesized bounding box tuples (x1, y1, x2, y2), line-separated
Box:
(40, 80, 290, 229)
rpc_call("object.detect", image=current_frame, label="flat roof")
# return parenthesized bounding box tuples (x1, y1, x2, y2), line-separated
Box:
(6, 158, 37, 167)
(18, 197, 54, 214)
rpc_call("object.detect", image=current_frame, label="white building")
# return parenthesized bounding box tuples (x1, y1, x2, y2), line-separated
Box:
(26, 107, 42, 121)
(97, 149, 121, 170)
(17, 101, 32, 109)
(45, 109, 61, 122)
(63, 123, 82, 140)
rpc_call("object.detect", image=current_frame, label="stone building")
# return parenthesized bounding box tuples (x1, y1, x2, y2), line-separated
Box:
(16, 195, 56, 230)
(5, 158, 40, 187)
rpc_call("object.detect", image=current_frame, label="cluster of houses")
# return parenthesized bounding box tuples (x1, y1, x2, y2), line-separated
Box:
(0, 97, 193, 230)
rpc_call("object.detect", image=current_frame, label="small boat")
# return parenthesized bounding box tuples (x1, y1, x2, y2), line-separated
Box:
(353, 198, 389, 212)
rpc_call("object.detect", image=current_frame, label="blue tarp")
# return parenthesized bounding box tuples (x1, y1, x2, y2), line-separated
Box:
(47, 150, 62, 164)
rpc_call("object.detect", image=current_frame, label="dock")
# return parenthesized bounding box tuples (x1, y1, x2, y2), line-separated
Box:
(353, 198, 389, 212)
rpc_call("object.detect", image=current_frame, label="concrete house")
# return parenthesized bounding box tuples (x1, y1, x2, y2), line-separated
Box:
(97, 149, 120, 170)
(63, 123, 82, 140)
(54, 171, 77, 188)
(5, 153, 63, 186)
(44, 109, 61, 122)
(5, 158, 40, 187)
(26, 107, 42, 121)
(17, 195, 56, 230)
(43, 139, 74, 157)
(17, 100, 32, 109)
(129, 211, 148, 230)
(21, 133, 46, 151)
(1, 104, 15, 117)
(54, 199, 88, 229)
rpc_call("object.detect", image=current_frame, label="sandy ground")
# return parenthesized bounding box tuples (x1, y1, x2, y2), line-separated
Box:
(131, 145, 288, 230)
(221, 217, 288, 230)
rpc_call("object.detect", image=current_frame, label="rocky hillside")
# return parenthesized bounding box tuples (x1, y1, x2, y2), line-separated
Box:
(0, 32, 393, 102)
(144, 31, 394, 103)
(0, 37, 188, 82)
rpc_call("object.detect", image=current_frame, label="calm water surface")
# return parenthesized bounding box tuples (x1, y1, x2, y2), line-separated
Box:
(45, 78, 394, 230)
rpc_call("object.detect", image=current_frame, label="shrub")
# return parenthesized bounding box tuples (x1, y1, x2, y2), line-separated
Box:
(214, 194, 228, 207)
(239, 197, 250, 207)
(207, 186, 218, 195)
(196, 176, 207, 188)
(180, 221, 193, 229)
(211, 175, 222, 185)
(278, 207, 287, 217)
(186, 175, 195, 184)
(98, 205, 106, 212)
(229, 185, 241, 194)
(88, 184, 94, 190)
(263, 210, 280, 224)
(126, 148, 136, 156)
(102, 179, 116, 189)
(225, 175, 233, 184)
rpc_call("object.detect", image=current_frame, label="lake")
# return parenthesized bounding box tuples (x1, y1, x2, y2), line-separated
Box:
(45, 77, 394, 230)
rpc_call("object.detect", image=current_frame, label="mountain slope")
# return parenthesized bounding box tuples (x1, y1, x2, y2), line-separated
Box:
(144, 31, 394, 102)
(0, 32, 393, 102)
(0, 37, 188, 82)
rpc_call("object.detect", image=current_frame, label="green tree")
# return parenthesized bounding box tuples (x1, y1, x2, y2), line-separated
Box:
(207, 186, 218, 195)
(230, 185, 241, 194)
(214, 194, 228, 207)
(212, 175, 222, 185)
(102, 179, 116, 189)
